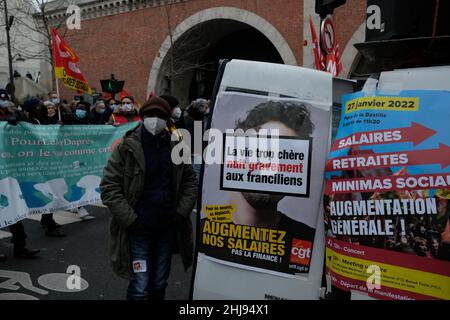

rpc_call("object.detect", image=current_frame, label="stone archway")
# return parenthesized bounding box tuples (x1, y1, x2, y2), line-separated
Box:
(146, 7, 297, 104)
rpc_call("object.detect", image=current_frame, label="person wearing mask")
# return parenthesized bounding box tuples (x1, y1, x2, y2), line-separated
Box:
(70, 101, 91, 125)
(41, 100, 60, 125)
(0, 89, 24, 124)
(109, 96, 140, 125)
(48, 91, 60, 106)
(65, 101, 96, 220)
(100, 96, 197, 300)
(46, 91, 71, 123)
(0, 95, 41, 257)
(22, 98, 44, 124)
(0, 89, 10, 108)
(68, 100, 78, 112)
(38, 100, 68, 237)
(160, 95, 184, 142)
(107, 98, 119, 113)
(184, 98, 210, 178)
(160, 95, 184, 130)
(89, 99, 112, 125)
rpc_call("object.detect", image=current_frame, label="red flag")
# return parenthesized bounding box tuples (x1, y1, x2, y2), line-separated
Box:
(324, 20, 342, 77)
(51, 28, 92, 94)
(326, 54, 337, 76)
(101, 92, 112, 100)
(309, 16, 325, 71)
(118, 90, 130, 100)
(334, 42, 343, 76)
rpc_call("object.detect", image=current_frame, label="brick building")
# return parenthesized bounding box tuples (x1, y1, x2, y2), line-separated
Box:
(45, 0, 367, 105)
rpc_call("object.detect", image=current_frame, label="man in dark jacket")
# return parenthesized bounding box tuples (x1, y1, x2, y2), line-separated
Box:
(100, 96, 197, 300)
(1, 94, 41, 259)
(70, 101, 90, 125)
(89, 99, 112, 125)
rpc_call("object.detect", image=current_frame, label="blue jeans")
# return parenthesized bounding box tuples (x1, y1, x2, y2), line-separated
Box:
(126, 227, 175, 300)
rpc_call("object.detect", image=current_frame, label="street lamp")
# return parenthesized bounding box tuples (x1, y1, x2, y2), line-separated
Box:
(3, 0, 15, 102)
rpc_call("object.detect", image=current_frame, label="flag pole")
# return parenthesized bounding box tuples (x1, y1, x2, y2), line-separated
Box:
(56, 77, 61, 122)
(52, 28, 62, 122)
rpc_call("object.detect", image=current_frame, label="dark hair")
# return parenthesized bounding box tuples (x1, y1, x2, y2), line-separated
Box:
(76, 101, 91, 110)
(107, 98, 117, 105)
(235, 101, 314, 138)
(22, 98, 41, 112)
(121, 96, 134, 103)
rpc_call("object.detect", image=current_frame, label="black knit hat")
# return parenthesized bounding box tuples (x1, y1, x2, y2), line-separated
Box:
(160, 95, 179, 110)
(139, 96, 171, 118)
(22, 98, 41, 112)
(0, 89, 9, 100)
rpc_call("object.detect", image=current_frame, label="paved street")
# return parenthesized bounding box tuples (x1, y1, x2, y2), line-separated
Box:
(0, 205, 194, 300)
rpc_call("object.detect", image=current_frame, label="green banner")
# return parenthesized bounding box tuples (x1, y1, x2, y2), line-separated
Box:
(0, 122, 138, 228)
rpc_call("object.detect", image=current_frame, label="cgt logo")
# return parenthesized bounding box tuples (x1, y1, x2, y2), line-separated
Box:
(290, 239, 312, 265)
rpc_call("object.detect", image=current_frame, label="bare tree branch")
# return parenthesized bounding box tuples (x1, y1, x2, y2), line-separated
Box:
(162, 3, 212, 95)
(2, 0, 58, 76)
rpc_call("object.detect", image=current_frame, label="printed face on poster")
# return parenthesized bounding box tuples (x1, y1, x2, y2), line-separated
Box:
(199, 92, 330, 277)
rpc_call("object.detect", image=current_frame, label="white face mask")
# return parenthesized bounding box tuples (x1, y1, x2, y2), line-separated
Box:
(172, 107, 182, 119)
(143, 117, 167, 135)
(122, 103, 133, 112)
(0, 100, 8, 108)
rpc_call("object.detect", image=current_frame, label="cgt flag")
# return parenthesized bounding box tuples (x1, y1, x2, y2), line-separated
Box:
(325, 42, 343, 78)
(51, 28, 92, 94)
(309, 16, 325, 71)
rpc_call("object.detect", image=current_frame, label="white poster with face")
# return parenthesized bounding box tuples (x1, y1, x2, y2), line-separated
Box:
(193, 91, 330, 299)
(192, 60, 333, 300)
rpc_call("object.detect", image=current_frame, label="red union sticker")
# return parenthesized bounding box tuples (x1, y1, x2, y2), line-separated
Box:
(290, 239, 312, 265)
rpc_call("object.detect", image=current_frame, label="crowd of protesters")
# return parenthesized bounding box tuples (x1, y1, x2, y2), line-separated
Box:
(0, 87, 211, 300)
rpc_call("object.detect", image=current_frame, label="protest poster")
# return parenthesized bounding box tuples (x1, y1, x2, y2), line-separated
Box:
(0, 122, 137, 228)
(198, 92, 330, 276)
(324, 90, 450, 300)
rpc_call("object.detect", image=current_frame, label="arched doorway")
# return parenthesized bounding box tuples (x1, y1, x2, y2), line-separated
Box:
(148, 7, 296, 107)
